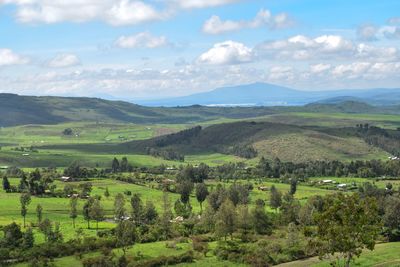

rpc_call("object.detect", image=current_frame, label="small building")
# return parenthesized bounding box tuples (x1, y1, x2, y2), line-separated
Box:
(170, 216, 184, 223)
(321, 180, 335, 184)
(258, 186, 269, 191)
(337, 183, 347, 189)
(61, 176, 73, 182)
(0, 166, 9, 170)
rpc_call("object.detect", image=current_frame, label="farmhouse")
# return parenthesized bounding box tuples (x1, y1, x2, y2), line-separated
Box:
(61, 176, 73, 182)
(321, 179, 335, 184)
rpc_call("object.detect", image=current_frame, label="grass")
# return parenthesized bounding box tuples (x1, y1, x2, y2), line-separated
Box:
(253, 132, 388, 163)
(0, 177, 334, 242)
(1, 177, 201, 242)
(276, 242, 400, 267)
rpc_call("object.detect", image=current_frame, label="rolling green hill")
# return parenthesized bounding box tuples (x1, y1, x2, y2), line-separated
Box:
(2, 93, 400, 127)
(0, 94, 276, 126)
(40, 121, 392, 163)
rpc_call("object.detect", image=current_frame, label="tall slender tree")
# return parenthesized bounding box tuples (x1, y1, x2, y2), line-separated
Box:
(114, 193, 126, 221)
(195, 183, 209, 213)
(20, 193, 31, 228)
(69, 196, 78, 228)
(90, 198, 104, 230)
(83, 197, 94, 229)
(36, 204, 43, 224)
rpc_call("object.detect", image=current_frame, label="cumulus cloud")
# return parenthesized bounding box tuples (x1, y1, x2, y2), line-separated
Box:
(356, 19, 400, 41)
(198, 41, 253, 65)
(0, 48, 29, 66)
(255, 34, 399, 62)
(202, 9, 293, 34)
(47, 54, 80, 68)
(173, 0, 240, 9)
(357, 24, 378, 41)
(310, 63, 331, 74)
(0, 65, 265, 98)
(1, 0, 164, 25)
(115, 32, 168, 48)
(1, 0, 245, 25)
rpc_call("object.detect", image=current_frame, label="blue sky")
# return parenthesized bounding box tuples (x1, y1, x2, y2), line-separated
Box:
(0, 0, 399, 100)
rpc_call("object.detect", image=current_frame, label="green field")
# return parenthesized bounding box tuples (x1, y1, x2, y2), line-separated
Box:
(276, 242, 400, 267)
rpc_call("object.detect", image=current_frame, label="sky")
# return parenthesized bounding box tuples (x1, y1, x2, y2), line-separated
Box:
(0, 0, 399, 100)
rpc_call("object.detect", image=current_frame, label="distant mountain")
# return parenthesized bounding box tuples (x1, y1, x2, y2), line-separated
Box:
(137, 82, 400, 107)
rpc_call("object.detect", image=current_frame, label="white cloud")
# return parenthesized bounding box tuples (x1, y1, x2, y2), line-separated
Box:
(47, 54, 80, 68)
(2, 0, 163, 25)
(198, 41, 253, 65)
(356, 19, 400, 41)
(1, 0, 244, 25)
(268, 66, 294, 81)
(115, 32, 168, 48)
(310, 63, 331, 74)
(255, 34, 399, 62)
(0, 48, 29, 66)
(173, 0, 240, 9)
(388, 17, 400, 25)
(202, 9, 293, 34)
(105, 0, 161, 26)
(357, 24, 378, 41)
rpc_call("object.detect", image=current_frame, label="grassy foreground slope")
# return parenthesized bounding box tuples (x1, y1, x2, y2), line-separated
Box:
(276, 242, 400, 267)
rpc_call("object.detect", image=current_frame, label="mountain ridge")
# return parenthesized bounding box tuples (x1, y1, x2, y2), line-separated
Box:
(137, 82, 400, 107)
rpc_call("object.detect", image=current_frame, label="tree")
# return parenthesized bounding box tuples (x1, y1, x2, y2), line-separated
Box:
(208, 184, 227, 211)
(38, 218, 52, 242)
(281, 193, 301, 224)
(252, 199, 273, 235)
(160, 191, 173, 239)
(215, 199, 236, 240)
(290, 178, 297, 195)
(79, 182, 92, 197)
(90, 198, 104, 230)
(143, 201, 158, 224)
(237, 204, 252, 241)
(83, 197, 95, 229)
(36, 204, 43, 224)
(269, 185, 282, 212)
(62, 128, 73, 135)
(120, 157, 129, 172)
(22, 227, 34, 249)
(20, 193, 31, 228)
(176, 181, 194, 206)
(104, 187, 110, 198)
(130, 194, 143, 226)
(115, 220, 137, 255)
(2, 222, 23, 247)
(111, 157, 120, 173)
(312, 193, 381, 267)
(2, 176, 10, 192)
(383, 196, 400, 241)
(195, 183, 209, 213)
(114, 193, 126, 221)
(70, 196, 78, 228)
